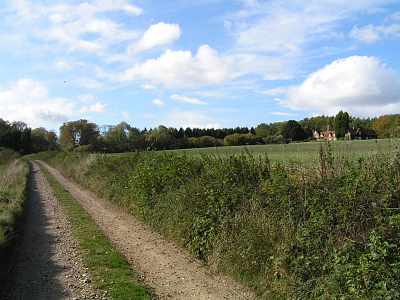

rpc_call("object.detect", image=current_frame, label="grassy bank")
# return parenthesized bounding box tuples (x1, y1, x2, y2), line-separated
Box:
(35, 144, 400, 299)
(39, 163, 152, 300)
(0, 148, 29, 250)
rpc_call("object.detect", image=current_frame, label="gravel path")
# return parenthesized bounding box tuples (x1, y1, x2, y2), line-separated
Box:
(39, 161, 256, 300)
(1, 163, 105, 300)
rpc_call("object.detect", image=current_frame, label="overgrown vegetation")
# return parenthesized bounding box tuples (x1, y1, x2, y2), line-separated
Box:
(35, 143, 400, 299)
(0, 148, 29, 251)
(40, 164, 152, 300)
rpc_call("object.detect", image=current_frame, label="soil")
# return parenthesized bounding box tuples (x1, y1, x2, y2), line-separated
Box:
(39, 161, 256, 300)
(1, 162, 105, 300)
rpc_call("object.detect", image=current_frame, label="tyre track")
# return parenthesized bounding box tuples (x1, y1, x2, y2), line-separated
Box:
(1, 163, 104, 300)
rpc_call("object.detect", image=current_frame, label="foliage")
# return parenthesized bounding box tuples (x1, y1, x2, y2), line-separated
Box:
(224, 133, 263, 146)
(145, 126, 177, 150)
(188, 136, 222, 148)
(0, 150, 29, 250)
(0, 119, 57, 154)
(282, 120, 306, 141)
(0, 119, 32, 154)
(301, 115, 335, 132)
(335, 111, 350, 138)
(373, 114, 400, 138)
(263, 134, 284, 144)
(31, 127, 58, 152)
(59, 119, 99, 149)
(37, 143, 400, 299)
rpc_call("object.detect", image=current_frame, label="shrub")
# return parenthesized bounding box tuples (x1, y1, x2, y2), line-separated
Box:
(188, 136, 222, 148)
(224, 133, 263, 146)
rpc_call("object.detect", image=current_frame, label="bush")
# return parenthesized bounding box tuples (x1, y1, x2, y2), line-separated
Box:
(188, 136, 222, 148)
(263, 135, 284, 144)
(224, 133, 263, 146)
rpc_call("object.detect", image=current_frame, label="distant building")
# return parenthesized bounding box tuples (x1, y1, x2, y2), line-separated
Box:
(313, 127, 337, 141)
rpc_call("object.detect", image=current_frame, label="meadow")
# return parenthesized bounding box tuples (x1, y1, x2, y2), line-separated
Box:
(34, 139, 400, 299)
(169, 138, 399, 162)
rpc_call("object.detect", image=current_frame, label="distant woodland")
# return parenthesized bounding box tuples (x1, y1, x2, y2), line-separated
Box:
(1, 112, 400, 154)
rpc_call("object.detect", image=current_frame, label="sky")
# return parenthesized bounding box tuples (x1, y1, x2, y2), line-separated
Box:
(0, 0, 400, 131)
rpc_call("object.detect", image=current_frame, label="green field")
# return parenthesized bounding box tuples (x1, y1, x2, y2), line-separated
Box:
(168, 138, 399, 163)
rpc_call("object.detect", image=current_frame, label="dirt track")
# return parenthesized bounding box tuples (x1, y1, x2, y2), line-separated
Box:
(1, 163, 104, 300)
(39, 160, 256, 300)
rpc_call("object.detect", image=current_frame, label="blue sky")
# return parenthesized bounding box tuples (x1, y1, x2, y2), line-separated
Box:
(0, 0, 399, 130)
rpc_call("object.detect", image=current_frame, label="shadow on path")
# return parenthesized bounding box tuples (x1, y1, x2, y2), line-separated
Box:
(1, 165, 68, 300)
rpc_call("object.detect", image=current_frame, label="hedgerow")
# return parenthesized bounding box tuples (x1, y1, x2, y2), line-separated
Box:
(36, 145, 400, 298)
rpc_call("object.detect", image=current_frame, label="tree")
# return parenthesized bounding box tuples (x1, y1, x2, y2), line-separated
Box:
(189, 136, 221, 148)
(282, 120, 306, 142)
(372, 115, 400, 138)
(59, 120, 99, 149)
(31, 127, 58, 152)
(145, 126, 176, 150)
(128, 127, 146, 150)
(103, 122, 131, 152)
(223, 133, 263, 146)
(255, 123, 271, 137)
(334, 111, 350, 138)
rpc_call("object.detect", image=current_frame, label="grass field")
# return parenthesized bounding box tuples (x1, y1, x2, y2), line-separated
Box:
(167, 138, 399, 163)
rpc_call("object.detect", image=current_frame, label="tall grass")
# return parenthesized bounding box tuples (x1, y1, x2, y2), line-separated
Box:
(36, 145, 400, 298)
(0, 149, 29, 250)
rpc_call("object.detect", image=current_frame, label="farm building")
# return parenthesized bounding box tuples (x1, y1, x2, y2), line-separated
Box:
(313, 129, 337, 141)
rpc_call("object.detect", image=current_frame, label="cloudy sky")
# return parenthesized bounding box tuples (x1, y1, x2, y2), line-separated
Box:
(0, 0, 399, 130)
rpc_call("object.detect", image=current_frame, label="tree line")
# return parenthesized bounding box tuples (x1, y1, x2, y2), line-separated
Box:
(0, 119, 57, 154)
(1, 112, 400, 154)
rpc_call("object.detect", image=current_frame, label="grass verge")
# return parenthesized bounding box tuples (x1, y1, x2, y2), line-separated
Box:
(39, 162, 152, 300)
(0, 153, 29, 250)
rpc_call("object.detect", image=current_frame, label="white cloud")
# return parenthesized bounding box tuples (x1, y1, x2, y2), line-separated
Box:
(0, 79, 74, 128)
(121, 45, 233, 87)
(350, 23, 400, 43)
(142, 84, 157, 90)
(7, 0, 142, 55)
(129, 22, 181, 54)
(152, 99, 165, 107)
(74, 78, 104, 90)
(284, 56, 400, 116)
(54, 59, 74, 71)
(78, 94, 96, 103)
(261, 87, 288, 96)
(171, 94, 207, 105)
(271, 111, 296, 116)
(121, 111, 130, 119)
(350, 25, 382, 43)
(165, 110, 221, 128)
(0, 79, 106, 128)
(225, 0, 395, 80)
(80, 102, 106, 113)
